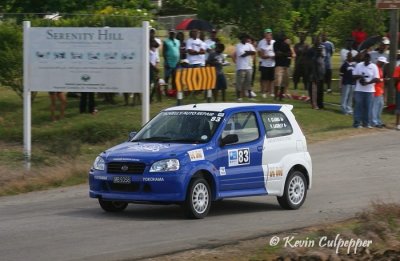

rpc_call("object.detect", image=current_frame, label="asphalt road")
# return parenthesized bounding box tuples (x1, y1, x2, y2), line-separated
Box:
(1, 131, 399, 261)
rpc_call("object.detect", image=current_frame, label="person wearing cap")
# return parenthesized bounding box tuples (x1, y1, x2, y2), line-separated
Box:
(205, 29, 219, 54)
(352, 53, 379, 128)
(257, 28, 275, 98)
(234, 33, 256, 101)
(163, 29, 180, 91)
(369, 37, 389, 64)
(371, 56, 388, 128)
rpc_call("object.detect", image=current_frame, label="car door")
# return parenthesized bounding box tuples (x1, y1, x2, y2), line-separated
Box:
(215, 111, 265, 192)
(260, 111, 297, 195)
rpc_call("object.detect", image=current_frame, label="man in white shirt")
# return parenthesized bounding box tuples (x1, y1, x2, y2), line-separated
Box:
(352, 53, 380, 128)
(186, 29, 206, 67)
(234, 33, 256, 101)
(257, 28, 275, 98)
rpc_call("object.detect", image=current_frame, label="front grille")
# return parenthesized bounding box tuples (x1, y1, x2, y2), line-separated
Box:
(107, 162, 146, 174)
(109, 182, 140, 192)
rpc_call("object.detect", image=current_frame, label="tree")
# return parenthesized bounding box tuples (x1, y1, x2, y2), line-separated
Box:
(0, 23, 24, 98)
(320, 0, 387, 47)
(158, 0, 198, 15)
(197, 0, 293, 40)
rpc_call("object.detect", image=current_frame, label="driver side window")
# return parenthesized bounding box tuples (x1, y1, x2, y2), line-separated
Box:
(221, 112, 259, 144)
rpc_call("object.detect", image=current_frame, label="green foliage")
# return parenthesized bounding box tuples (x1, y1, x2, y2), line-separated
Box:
(0, 22, 23, 98)
(158, 0, 198, 15)
(197, 0, 293, 39)
(320, 0, 387, 47)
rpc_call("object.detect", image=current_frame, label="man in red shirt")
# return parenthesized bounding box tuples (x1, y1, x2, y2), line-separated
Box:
(352, 27, 367, 49)
(393, 62, 400, 130)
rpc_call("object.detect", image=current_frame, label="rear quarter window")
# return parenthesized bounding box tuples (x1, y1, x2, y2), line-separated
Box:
(261, 112, 293, 138)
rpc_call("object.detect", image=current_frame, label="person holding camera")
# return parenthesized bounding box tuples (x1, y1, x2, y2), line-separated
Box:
(352, 53, 379, 129)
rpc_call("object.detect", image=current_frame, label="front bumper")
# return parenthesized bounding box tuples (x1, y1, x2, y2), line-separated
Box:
(89, 169, 188, 202)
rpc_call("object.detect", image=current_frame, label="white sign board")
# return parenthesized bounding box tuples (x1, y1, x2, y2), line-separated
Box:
(27, 27, 143, 92)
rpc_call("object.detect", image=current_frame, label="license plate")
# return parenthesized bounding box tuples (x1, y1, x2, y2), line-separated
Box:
(113, 176, 131, 184)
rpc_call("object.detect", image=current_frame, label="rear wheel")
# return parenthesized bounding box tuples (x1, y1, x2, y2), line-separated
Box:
(183, 178, 211, 219)
(98, 199, 128, 212)
(277, 171, 307, 210)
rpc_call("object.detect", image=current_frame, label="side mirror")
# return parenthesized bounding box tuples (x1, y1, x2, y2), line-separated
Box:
(128, 131, 137, 141)
(220, 134, 238, 146)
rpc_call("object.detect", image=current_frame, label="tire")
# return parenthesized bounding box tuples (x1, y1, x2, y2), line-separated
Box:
(98, 199, 128, 212)
(277, 170, 307, 210)
(183, 178, 211, 219)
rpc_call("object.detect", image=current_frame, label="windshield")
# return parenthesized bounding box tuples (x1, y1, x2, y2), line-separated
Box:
(132, 111, 224, 143)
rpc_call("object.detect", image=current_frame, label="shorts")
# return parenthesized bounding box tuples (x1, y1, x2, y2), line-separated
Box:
(396, 91, 400, 114)
(260, 66, 275, 81)
(274, 66, 289, 87)
(215, 74, 227, 90)
(235, 69, 252, 91)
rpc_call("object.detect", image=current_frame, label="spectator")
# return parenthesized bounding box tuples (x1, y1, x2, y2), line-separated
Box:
(352, 26, 367, 49)
(371, 56, 388, 128)
(340, 38, 358, 64)
(163, 29, 180, 90)
(149, 39, 160, 101)
(198, 31, 208, 66)
(306, 35, 326, 109)
(233, 33, 256, 101)
(293, 31, 309, 90)
(352, 53, 379, 128)
(257, 28, 275, 98)
(49, 92, 66, 121)
(273, 33, 292, 101)
(207, 43, 227, 101)
(370, 37, 390, 64)
(186, 29, 205, 68)
(393, 63, 400, 130)
(340, 52, 356, 115)
(321, 33, 335, 93)
(176, 32, 187, 64)
(205, 29, 219, 56)
(80, 92, 96, 115)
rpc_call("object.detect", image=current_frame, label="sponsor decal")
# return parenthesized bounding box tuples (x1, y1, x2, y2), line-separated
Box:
(268, 165, 283, 178)
(219, 167, 226, 176)
(188, 149, 205, 161)
(94, 176, 108, 180)
(143, 177, 165, 182)
(228, 148, 250, 166)
(126, 144, 169, 152)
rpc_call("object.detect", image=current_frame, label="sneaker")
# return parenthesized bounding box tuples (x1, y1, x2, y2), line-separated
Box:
(250, 91, 257, 98)
(396, 125, 400, 130)
(262, 93, 267, 99)
(354, 125, 363, 129)
(270, 93, 275, 97)
(237, 98, 243, 102)
(327, 88, 332, 93)
(366, 125, 373, 129)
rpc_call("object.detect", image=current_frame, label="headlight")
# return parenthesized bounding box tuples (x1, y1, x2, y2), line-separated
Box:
(150, 159, 180, 172)
(93, 156, 105, 171)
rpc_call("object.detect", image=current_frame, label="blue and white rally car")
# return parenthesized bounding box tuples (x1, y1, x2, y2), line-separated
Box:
(89, 103, 312, 218)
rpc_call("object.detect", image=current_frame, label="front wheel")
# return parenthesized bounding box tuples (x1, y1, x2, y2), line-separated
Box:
(183, 178, 211, 219)
(277, 171, 307, 210)
(98, 199, 128, 212)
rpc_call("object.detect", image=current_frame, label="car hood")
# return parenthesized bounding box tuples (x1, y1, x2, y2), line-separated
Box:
(102, 142, 206, 163)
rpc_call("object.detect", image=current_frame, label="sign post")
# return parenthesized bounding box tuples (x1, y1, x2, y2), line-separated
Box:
(23, 21, 31, 170)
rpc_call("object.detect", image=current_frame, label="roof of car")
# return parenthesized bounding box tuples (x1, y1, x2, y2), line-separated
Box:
(164, 103, 293, 112)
